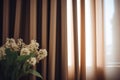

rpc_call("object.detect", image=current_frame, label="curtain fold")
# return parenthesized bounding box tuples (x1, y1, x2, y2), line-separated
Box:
(41, 0, 47, 79)
(14, 0, 21, 39)
(95, 0, 105, 79)
(48, 0, 57, 80)
(29, 0, 37, 80)
(61, 0, 68, 80)
(3, 0, 9, 43)
(72, 0, 80, 80)
(0, 0, 3, 45)
(80, 0, 86, 80)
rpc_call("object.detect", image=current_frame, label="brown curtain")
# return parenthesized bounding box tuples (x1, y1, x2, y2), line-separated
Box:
(0, 0, 120, 80)
(0, 0, 68, 80)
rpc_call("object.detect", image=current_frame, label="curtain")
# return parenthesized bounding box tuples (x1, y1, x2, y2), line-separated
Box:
(71, 0, 120, 80)
(0, 0, 68, 80)
(0, 0, 120, 80)
(71, 0, 105, 80)
(104, 0, 120, 80)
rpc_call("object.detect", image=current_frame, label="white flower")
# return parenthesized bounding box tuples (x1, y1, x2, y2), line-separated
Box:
(28, 40, 39, 53)
(17, 39, 25, 48)
(0, 47, 6, 60)
(36, 49, 47, 62)
(11, 43, 19, 51)
(27, 57, 36, 66)
(5, 38, 15, 48)
(4, 38, 19, 51)
(20, 48, 30, 55)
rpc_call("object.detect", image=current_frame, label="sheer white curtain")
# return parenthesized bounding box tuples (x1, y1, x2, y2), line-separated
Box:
(104, 0, 120, 80)
(67, 0, 120, 80)
(68, 0, 104, 80)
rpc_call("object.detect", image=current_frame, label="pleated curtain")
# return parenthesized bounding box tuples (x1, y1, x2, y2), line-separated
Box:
(72, 0, 105, 80)
(0, 0, 116, 80)
(0, 0, 68, 80)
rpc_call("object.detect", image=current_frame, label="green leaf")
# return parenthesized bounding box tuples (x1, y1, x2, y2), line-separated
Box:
(27, 69, 43, 79)
(5, 48, 18, 62)
(16, 53, 35, 63)
(5, 48, 11, 55)
(2, 48, 19, 78)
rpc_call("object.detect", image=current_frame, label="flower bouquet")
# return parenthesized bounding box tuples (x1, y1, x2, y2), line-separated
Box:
(0, 38, 47, 80)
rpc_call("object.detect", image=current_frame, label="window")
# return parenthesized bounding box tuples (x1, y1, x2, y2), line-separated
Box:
(104, 0, 120, 67)
(104, 0, 120, 79)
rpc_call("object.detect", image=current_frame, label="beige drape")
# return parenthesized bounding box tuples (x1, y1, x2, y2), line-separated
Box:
(71, 0, 105, 80)
(1, 0, 68, 80)
(1, 0, 120, 80)
(3, 0, 9, 43)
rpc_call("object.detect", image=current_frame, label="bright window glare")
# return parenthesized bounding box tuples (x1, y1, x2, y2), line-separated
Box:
(67, 0, 115, 67)
(77, 0, 80, 66)
(67, 0, 73, 66)
(104, 0, 114, 49)
(85, 0, 92, 67)
(104, 0, 114, 65)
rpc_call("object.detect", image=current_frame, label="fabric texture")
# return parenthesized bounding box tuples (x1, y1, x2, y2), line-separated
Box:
(0, 0, 120, 80)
